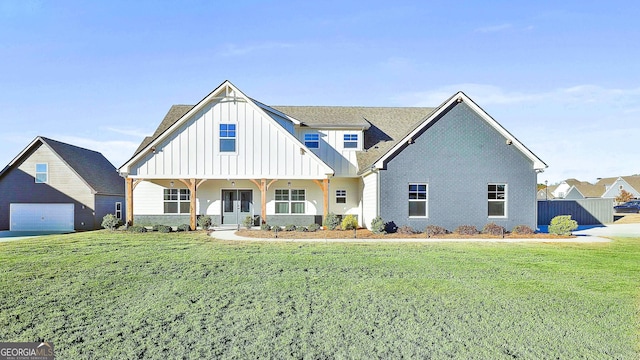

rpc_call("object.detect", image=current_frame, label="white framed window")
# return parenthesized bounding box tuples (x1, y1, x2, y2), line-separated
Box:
(164, 189, 190, 214)
(304, 133, 319, 149)
(343, 134, 358, 149)
(336, 189, 347, 204)
(408, 183, 428, 217)
(220, 123, 236, 152)
(488, 183, 507, 217)
(115, 202, 122, 220)
(35, 163, 48, 183)
(275, 189, 306, 214)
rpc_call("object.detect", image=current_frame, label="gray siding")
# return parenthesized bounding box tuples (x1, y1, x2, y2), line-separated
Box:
(95, 195, 126, 229)
(379, 102, 537, 232)
(538, 199, 614, 225)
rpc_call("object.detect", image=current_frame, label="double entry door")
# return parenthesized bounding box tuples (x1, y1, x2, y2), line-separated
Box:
(221, 189, 253, 225)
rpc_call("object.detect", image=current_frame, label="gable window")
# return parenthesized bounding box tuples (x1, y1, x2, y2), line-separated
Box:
(488, 184, 507, 217)
(408, 183, 428, 217)
(336, 189, 347, 204)
(220, 123, 236, 152)
(35, 163, 48, 183)
(304, 133, 319, 149)
(343, 134, 358, 149)
(115, 202, 122, 220)
(164, 189, 190, 214)
(275, 189, 306, 214)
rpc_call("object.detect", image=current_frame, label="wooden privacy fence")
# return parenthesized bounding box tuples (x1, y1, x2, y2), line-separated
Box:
(538, 198, 614, 225)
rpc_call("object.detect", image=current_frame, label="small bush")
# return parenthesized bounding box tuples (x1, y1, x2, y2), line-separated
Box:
(127, 225, 147, 233)
(454, 225, 479, 235)
(397, 225, 417, 235)
(482, 222, 506, 236)
(549, 215, 578, 236)
(308, 223, 321, 232)
(197, 215, 212, 229)
(155, 225, 172, 233)
(243, 216, 254, 230)
(370, 216, 386, 234)
(261, 223, 272, 231)
(177, 224, 191, 232)
(341, 214, 358, 230)
(425, 225, 448, 236)
(323, 213, 340, 230)
(271, 226, 282, 233)
(101, 214, 120, 231)
(512, 224, 535, 235)
(284, 224, 296, 231)
(296, 226, 308, 232)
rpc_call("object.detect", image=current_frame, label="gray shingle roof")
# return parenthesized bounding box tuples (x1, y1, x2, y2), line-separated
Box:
(0, 137, 124, 195)
(272, 106, 436, 172)
(133, 105, 194, 156)
(41, 137, 124, 195)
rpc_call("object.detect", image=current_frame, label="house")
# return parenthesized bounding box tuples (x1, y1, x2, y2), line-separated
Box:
(0, 137, 125, 231)
(595, 175, 640, 199)
(118, 80, 547, 231)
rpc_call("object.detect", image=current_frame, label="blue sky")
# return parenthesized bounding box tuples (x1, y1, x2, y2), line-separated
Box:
(1, 0, 639, 184)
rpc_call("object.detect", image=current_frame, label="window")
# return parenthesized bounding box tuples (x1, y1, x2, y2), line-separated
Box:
(304, 133, 319, 149)
(220, 123, 236, 152)
(488, 184, 507, 217)
(408, 183, 428, 217)
(343, 134, 358, 149)
(164, 189, 191, 214)
(115, 202, 122, 220)
(35, 163, 48, 183)
(275, 189, 306, 214)
(336, 189, 346, 204)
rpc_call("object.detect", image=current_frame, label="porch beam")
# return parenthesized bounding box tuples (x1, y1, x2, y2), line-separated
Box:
(178, 178, 197, 231)
(312, 178, 330, 218)
(126, 177, 134, 226)
(249, 178, 268, 224)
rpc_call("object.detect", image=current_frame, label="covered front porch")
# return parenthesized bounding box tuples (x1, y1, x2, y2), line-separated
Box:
(125, 177, 334, 230)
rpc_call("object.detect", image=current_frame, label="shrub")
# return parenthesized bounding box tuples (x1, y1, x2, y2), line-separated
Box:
(177, 224, 191, 232)
(323, 212, 340, 230)
(155, 225, 172, 233)
(260, 223, 272, 231)
(512, 224, 535, 235)
(308, 223, 321, 232)
(549, 215, 578, 236)
(397, 225, 417, 235)
(243, 216, 254, 229)
(127, 225, 147, 233)
(482, 222, 506, 236)
(370, 216, 386, 234)
(454, 225, 479, 236)
(384, 221, 398, 234)
(425, 225, 448, 236)
(341, 214, 358, 230)
(296, 226, 308, 232)
(284, 224, 296, 231)
(101, 214, 120, 231)
(197, 215, 212, 229)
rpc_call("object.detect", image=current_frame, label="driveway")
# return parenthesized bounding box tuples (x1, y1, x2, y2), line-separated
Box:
(573, 223, 640, 238)
(0, 231, 72, 242)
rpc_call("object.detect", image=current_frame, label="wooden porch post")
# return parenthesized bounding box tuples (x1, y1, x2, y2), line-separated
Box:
(250, 178, 272, 224)
(179, 178, 197, 231)
(313, 178, 330, 219)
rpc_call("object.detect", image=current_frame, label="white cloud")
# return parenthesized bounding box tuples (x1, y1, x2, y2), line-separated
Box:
(103, 126, 151, 138)
(475, 23, 512, 33)
(219, 42, 295, 57)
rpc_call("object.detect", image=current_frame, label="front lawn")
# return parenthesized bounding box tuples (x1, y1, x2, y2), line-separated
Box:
(1, 231, 638, 358)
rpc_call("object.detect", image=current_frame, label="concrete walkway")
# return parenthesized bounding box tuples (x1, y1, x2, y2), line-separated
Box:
(573, 223, 640, 238)
(209, 228, 612, 243)
(0, 231, 73, 242)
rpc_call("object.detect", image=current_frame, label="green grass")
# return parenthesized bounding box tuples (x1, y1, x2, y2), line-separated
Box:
(1, 231, 639, 359)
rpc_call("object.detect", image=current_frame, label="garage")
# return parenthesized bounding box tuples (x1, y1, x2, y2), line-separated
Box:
(10, 203, 74, 231)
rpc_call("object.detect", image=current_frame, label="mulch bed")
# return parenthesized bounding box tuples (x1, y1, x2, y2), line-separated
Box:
(236, 229, 572, 240)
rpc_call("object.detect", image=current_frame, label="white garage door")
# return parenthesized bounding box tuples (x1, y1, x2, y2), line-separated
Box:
(10, 203, 74, 231)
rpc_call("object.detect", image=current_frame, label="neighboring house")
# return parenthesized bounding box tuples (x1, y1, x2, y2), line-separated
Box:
(563, 180, 605, 199)
(0, 137, 125, 231)
(119, 80, 547, 231)
(595, 175, 640, 199)
(537, 185, 557, 200)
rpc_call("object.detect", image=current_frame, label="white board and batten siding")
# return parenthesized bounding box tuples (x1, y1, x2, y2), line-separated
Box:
(297, 129, 361, 177)
(131, 99, 331, 179)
